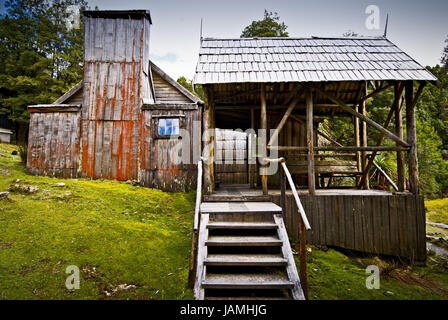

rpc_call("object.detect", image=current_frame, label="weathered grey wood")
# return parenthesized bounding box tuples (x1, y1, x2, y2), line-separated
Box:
(204, 254, 287, 266)
(406, 81, 423, 194)
(194, 213, 208, 300)
(314, 86, 409, 147)
(260, 83, 268, 195)
(201, 201, 282, 214)
(206, 221, 278, 229)
(202, 273, 294, 289)
(306, 87, 315, 195)
(205, 235, 282, 246)
(395, 85, 406, 192)
(359, 82, 404, 189)
(274, 214, 306, 300)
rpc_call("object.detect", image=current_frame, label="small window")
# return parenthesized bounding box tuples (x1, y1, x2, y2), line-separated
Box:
(158, 118, 179, 136)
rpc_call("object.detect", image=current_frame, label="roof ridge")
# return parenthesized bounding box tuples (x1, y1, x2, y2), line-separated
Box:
(201, 36, 386, 41)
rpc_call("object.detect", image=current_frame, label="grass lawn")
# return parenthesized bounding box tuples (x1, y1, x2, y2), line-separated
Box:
(0, 143, 195, 299)
(1, 143, 447, 300)
(294, 246, 448, 300)
(426, 198, 448, 225)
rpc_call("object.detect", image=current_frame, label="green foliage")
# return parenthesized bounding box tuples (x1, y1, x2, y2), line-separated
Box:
(442, 34, 448, 70)
(417, 65, 448, 148)
(241, 10, 288, 38)
(0, 0, 88, 138)
(416, 120, 448, 197)
(176, 76, 204, 100)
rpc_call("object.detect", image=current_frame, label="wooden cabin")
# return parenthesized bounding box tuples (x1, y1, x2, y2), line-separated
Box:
(26, 10, 203, 192)
(194, 37, 438, 262)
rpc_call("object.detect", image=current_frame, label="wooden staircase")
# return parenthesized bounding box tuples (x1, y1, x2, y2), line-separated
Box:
(194, 201, 305, 300)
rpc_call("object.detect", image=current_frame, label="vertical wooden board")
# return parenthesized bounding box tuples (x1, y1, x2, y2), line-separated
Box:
(396, 196, 408, 258)
(388, 195, 400, 258)
(406, 195, 417, 261)
(115, 18, 125, 61)
(345, 195, 356, 250)
(104, 18, 116, 61)
(43, 113, 53, 171)
(371, 196, 381, 254)
(415, 195, 426, 261)
(101, 121, 113, 178)
(336, 196, 344, 248)
(380, 196, 391, 255)
(94, 121, 103, 178)
(317, 195, 325, 245)
(365, 196, 375, 254)
(325, 196, 333, 245)
(87, 120, 96, 177)
(353, 196, 364, 252)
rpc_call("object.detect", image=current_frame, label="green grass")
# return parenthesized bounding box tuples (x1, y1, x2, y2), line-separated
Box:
(295, 246, 448, 300)
(426, 198, 448, 225)
(0, 143, 195, 299)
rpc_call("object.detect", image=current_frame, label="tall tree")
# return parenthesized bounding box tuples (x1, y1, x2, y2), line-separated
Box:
(0, 0, 88, 142)
(177, 76, 204, 101)
(442, 34, 448, 69)
(241, 10, 288, 38)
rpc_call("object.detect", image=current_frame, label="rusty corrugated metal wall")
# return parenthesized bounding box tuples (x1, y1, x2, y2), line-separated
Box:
(26, 11, 201, 192)
(26, 107, 81, 178)
(81, 14, 151, 181)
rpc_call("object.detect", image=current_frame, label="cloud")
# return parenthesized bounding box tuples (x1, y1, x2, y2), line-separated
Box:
(149, 52, 178, 63)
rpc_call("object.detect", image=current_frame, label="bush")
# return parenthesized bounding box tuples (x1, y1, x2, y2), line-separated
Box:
(18, 144, 27, 166)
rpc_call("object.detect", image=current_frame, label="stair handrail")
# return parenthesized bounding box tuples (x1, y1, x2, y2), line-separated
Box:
(265, 157, 310, 299)
(189, 156, 205, 288)
(265, 157, 311, 230)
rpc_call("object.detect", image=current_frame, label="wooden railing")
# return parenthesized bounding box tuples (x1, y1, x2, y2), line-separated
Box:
(265, 157, 311, 299)
(188, 157, 204, 288)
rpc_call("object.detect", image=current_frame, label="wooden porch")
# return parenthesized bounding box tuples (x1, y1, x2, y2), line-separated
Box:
(205, 184, 426, 262)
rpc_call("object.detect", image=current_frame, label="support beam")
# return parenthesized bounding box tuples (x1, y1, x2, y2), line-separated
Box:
(249, 107, 257, 188)
(268, 85, 304, 147)
(202, 86, 215, 194)
(395, 84, 406, 192)
(406, 81, 425, 194)
(306, 87, 316, 195)
(260, 83, 268, 195)
(359, 82, 405, 189)
(313, 86, 410, 147)
(268, 145, 409, 152)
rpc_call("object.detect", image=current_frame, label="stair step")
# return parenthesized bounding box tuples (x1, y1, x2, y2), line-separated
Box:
(207, 221, 278, 230)
(203, 195, 271, 202)
(204, 254, 287, 266)
(202, 273, 294, 289)
(206, 235, 282, 246)
(206, 296, 290, 300)
(200, 202, 282, 214)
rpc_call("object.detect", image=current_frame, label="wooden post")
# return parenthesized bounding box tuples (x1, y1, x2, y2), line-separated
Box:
(361, 82, 369, 189)
(202, 86, 215, 194)
(280, 166, 286, 220)
(406, 81, 419, 194)
(298, 215, 308, 300)
(354, 111, 361, 186)
(306, 87, 315, 195)
(261, 84, 268, 195)
(395, 83, 406, 192)
(249, 107, 256, 188)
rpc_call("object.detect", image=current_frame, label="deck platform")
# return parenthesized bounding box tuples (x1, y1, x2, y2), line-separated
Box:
(204, 184, 426, 261)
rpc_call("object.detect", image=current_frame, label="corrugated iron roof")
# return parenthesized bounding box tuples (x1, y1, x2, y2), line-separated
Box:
(194, 37, 437, 84)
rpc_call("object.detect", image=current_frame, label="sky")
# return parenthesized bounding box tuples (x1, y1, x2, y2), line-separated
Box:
(3, 0, 448, 80)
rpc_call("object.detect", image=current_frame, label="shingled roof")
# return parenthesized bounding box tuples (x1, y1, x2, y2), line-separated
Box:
(194, 37, 437, 84)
